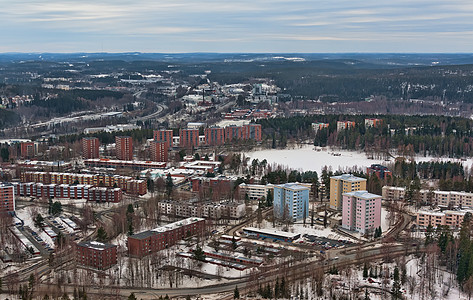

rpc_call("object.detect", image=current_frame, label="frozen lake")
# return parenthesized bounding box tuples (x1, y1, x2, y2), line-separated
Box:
(246, 145, 473, 174)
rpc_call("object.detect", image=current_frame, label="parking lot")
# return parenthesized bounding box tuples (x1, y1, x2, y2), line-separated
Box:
(303, 234, 353, 250)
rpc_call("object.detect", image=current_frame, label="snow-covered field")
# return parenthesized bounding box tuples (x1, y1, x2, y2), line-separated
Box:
(246, 145, 473, 173)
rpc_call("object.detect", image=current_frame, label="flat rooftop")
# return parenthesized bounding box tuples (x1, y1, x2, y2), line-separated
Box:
(343, 190, 381, 200)
(243, 227, 300, 239)
(130, 217, 205, 240)
(78, 241, 116, 251)
(274, 183, 309, 191)
(331, 174, 367, 182)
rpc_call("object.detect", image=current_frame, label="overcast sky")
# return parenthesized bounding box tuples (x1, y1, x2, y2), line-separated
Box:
(1, 0, 473, 53)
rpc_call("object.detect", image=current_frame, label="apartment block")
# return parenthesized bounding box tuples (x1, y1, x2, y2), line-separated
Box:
(423, 190, 473, 208)
(12, 182, 122, 202)
(342, 190, 381, 234)
(0, 183, 15, 213)
(416, 210, 470, 228)
(336, 121, 355, 132)
(382, 186, 473, 208)
(239, 183, 274, 200)
(115, 136, 133, 160)
(20, 142, 35, 159)
(367, 164, 392, 180)
(157, 200, 246, 219)
(75, 241, 117, 270)
(153, 129, 173, 149)
(128, 217, 205, 258)
(82, 137, 100, 159)
(84, 158, 166, 170)
(243, 124, 262, 141)
(21, 171, 147, 195)
(365, 118, 383, 128)
(87, 187, 122, 203)
(190, 176, 232, 194)
(150, 141, 168, 162)
(225, 126, 245, 142)
(179, 129, 199, 148)
(311, 122, 329, 133)
(330, 174, 367, 210)
(273, 183, 309, 222)
(204, 127, 225, 146)
(382, 186, 406, 201)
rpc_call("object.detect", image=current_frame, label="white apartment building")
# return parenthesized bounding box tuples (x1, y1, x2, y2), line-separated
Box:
(382, 186, 473, 208)
(239, 183, 274, 200)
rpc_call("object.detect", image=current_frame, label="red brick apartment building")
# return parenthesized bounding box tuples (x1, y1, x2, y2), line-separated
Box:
(87, 187, 122, 203)
(204, 127, 225, 146)
(21, 172, 147, 195)
(115, 136, 133, 160)
(128, 217, 205, 258)
(224, 124, 262, 142)
(20, 142, 35, 159)
(75, 241, 117, 270)
(82, 137, 100, 159)
(153, 129, 173, 149)
(243, 124, 262, 141)
(12, 182, 123, 202)
(84, 158, 166, 170)
(0, 183, 15, 213)
(179, 129, 199, 148)
(150, 141, 168, 162)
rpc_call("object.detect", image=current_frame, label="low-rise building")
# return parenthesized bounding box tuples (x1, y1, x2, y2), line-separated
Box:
(382, 186, 473, 208)
(382, 186, 406, 201)
(416, 210, 471, 228)
(190, 176, 232, 194)
(75, 241, 117, 270)
(84, 158, 166, 170)
(21, 171, 147, 195)
(88, 187, 122, 203)
(128, 217, 205, 258)
(243, 227, 300, 242)
(157, 200, 246, 219)
(239, 183, 274, 200)
(12, 182, 122, 202)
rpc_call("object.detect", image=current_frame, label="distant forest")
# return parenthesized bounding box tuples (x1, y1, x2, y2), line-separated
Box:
(4, 56, 473, 104)
(258, 114, 473, 158)
(185, 60, 473, 103)
(0, 109, 20, 129)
